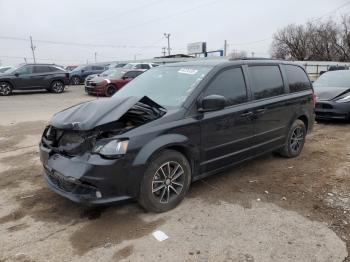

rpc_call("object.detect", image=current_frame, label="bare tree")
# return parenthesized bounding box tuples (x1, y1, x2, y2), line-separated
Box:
(271, 24, 309, 60)
(271, 15, 350, 62)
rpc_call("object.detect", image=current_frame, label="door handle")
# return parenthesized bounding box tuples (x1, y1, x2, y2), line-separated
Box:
(241, 111, 254, 117)
(255, 108, 266, 114)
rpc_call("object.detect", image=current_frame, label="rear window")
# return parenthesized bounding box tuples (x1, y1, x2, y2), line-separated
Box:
(285, 65, 311, 92)
(249, 65, 284, 100)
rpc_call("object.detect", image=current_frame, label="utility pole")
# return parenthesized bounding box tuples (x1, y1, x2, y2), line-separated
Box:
(30, 36, 36, 63)
(134, 53, 141, 60)
(164, 33, 171, 56)
(24, 57, 27, 64)
(224, 40, 227, 56)
(94, 52, 97, 63)
(162, 47, 167, 57)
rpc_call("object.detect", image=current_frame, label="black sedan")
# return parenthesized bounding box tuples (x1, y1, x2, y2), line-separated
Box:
(314, 70, 350, 121)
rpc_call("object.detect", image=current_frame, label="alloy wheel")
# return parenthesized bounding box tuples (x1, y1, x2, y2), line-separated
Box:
(52, 81, 64, 93)
(72, 77, 80, 85)
(290, 126, 304, 153)
(0, 82, 11, 96)
(152, 161, 185, 204)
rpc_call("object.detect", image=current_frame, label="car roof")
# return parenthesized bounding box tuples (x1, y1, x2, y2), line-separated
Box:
(164, 59, 301, 68)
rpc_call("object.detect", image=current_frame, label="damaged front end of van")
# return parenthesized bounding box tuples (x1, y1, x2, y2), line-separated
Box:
(39, 96, 166, 204)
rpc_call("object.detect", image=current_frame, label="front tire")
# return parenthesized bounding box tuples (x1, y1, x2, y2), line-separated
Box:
(138, 150, 191, 213)
(71, 76, 81, 85)
(50, 80, 65, 93)
(278, 119, 306, 158)
(0, 82, 13, 96)
(105, 84, 117, 97)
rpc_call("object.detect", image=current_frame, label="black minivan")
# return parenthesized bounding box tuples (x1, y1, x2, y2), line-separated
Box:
(40, 59, 315, 212)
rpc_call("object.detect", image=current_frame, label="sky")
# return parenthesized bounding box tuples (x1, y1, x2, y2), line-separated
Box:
(0, 0, 349, 66)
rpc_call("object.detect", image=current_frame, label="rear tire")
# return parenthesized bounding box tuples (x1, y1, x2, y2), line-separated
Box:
(50, 80, 65, 93)
(278, 119, 306, 158)
(0, 82, 13, 96)
(138, 150, 191, 213)
(105, 84, 117, 97)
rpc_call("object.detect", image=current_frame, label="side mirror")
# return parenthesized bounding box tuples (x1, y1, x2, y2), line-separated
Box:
(199, 95, 226, 112)
(81, 69, 85, 73)
(14, 73, 19, 77)
(122, 76, 130, 80)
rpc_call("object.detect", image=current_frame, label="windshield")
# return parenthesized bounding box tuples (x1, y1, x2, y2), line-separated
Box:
(113, 66, 211, 107)
(99, 69, 120, 77)
(314, 71, 350, 89)
(5, 65, 21, 74)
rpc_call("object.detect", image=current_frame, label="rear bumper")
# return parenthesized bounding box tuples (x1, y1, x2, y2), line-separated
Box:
(315, 101, 350, 120)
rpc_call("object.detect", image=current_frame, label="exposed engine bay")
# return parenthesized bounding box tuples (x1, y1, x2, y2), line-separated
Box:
(41, 96, 166, 157)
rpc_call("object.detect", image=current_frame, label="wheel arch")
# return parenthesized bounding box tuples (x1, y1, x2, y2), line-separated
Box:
(132, 134, 199, 177)
(297, 115, 309, 131)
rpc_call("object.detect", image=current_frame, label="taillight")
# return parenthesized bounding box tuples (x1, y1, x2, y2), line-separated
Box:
(312, 93, 316, 107)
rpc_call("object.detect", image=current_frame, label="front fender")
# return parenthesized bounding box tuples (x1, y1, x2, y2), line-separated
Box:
(132, 134, 191, 166)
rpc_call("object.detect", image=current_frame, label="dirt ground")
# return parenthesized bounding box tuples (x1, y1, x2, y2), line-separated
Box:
(0, 87, 349, 261)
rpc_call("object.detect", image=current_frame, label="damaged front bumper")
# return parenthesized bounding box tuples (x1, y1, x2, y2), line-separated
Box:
(40, 144, 140, 204)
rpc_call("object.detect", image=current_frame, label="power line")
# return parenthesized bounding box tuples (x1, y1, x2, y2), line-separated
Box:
(0, 35, 167, 49)
(310, 0, 350, 21)
(94, 0, 224, 37)
(228, 38, 272, 46)
(91, 0, 165, 24)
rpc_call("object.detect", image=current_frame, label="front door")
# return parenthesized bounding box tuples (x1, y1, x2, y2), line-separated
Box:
(12, 65, 34, 89)
(199, 67, 255, 174)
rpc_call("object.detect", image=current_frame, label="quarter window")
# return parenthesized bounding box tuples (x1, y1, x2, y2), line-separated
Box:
(249, 65, 284, 100)
(203, 67, 247, 106)
(285, 65, 311, 92)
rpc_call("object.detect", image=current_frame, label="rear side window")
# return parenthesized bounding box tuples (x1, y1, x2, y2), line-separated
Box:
(249, 65, 284, 100)
(203, 67, 247, 106)
(285, 65, 311, 92)
(33, 66, 51, 73)
(49, 66, 64, 72)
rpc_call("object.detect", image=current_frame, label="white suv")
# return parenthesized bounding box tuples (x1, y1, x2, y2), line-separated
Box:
(122, 63, 158, 70)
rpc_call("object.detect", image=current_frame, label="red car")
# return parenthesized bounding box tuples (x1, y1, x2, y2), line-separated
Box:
(85, 69, 146, 96)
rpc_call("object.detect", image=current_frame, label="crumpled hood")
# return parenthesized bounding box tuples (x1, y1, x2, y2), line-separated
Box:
(314, 86, 350, 101)
(50, 96, 165, 131)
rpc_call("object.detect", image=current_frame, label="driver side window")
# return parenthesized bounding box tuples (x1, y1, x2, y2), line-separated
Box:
(16, 65, 33, 75)
(203, 67, 247, 107)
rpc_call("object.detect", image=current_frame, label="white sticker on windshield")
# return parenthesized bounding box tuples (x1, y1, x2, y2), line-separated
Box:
(178, 68, 198, 75)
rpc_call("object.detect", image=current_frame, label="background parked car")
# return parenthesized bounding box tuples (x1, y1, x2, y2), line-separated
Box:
(0, 64, 69, 96)
(108, 63, 127, 69)
(122, 62, 158, 70)
(69, 65, 106, 85)
(0, 66, 14, 73)
(85, 68, 145, 96)
(314, 70, 350, 121)
(65, 65, 78, 72)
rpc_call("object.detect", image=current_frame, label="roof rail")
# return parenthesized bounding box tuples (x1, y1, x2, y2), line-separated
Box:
(228, 57, 279, 61)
